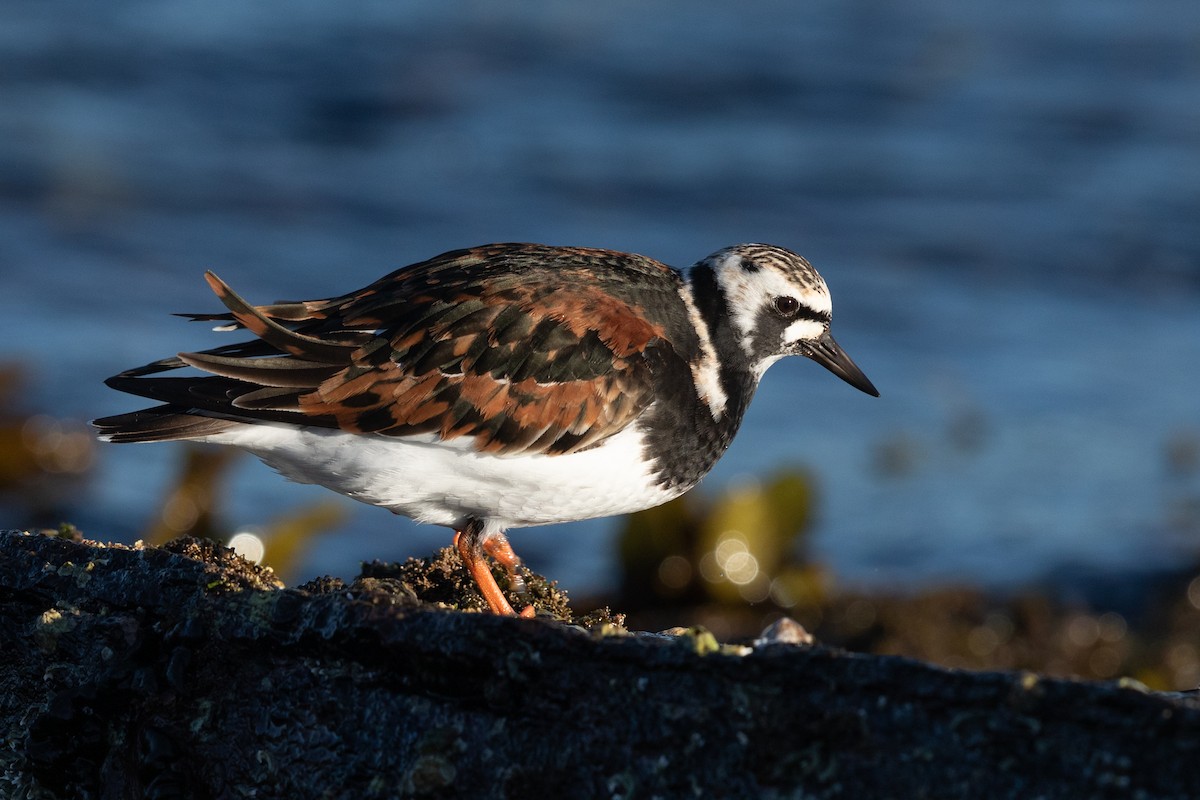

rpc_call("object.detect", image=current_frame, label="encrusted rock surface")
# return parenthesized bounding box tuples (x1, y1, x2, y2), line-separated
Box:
(3, 528, 1199, 799)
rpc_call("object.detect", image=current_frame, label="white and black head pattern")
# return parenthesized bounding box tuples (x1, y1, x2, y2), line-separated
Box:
(704, 244, 833, 375)
(686, 243, 877, 405)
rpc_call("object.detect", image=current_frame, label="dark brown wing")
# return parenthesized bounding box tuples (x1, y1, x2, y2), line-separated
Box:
(99, 243, 696, 456)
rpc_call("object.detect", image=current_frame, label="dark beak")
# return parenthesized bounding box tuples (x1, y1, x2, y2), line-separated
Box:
(804, 331, 879, 397)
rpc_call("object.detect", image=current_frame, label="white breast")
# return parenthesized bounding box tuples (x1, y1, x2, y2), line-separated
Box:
(204, 417, 681, 531)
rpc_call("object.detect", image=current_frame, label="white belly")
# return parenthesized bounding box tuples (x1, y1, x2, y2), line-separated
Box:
(205, 420, 681, 531)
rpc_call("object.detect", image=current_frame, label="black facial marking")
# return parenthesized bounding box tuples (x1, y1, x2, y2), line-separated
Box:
(791, 303, 831, 325)
(739, 257, 760, 273)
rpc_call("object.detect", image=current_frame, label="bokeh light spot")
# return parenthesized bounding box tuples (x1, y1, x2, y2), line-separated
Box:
(228, 530, 265, 564)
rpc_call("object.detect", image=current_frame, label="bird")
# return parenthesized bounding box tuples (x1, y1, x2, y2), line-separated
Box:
(94, 242, 878, 616)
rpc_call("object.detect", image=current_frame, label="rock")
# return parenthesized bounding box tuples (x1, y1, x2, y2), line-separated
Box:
(2, 528, 1199, 799)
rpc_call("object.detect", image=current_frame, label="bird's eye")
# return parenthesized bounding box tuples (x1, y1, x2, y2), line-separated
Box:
(773, 296, 800, 316)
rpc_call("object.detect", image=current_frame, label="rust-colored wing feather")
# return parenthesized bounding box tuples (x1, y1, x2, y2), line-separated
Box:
(100, 243, 695, 455)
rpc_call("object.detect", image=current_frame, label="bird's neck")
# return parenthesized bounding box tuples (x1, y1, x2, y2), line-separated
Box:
(633, 265, 762, 493)
(684, 263, 759, 428)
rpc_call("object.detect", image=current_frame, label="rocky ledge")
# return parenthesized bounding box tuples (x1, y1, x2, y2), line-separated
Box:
(2, 528, 1198, 799)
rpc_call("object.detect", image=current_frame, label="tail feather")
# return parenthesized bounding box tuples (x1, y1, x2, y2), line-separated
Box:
(98, 271, 356, 442)
(115, 339, 284, 378)
(93, 406, 241, 443)
(177, 350, 338, 388)
(202, 272, 365, 365)
(176, 297, 335, 326)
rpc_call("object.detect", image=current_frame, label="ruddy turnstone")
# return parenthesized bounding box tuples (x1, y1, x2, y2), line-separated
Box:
(95, 243, 878, 616)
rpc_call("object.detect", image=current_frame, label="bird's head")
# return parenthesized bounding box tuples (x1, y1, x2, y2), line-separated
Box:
(700, 244, 879, 397)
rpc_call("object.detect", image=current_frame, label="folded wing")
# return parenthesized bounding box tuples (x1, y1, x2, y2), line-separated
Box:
(96, 244, 683, 456)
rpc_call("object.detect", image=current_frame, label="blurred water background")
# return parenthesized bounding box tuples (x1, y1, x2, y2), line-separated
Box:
(2, 0, 1199, 598)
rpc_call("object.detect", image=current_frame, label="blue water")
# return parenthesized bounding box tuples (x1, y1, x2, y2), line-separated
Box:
(2, 1, 1199, 593)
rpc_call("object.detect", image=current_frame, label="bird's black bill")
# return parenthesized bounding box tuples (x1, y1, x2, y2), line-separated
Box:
(805, 332, 879, 397)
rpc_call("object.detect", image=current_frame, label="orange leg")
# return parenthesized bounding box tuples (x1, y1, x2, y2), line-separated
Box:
(483, 533, 527, 597)
(453, 523, 535, 618)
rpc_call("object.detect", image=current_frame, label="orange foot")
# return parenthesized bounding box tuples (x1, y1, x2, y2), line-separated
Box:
(453, 524, 535, 618)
